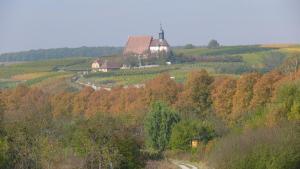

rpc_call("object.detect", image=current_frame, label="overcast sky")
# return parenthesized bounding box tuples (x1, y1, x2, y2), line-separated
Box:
(0, 0, 299, 53)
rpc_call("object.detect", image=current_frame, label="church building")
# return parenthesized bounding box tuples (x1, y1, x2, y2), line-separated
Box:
(123, 25, 171, 58)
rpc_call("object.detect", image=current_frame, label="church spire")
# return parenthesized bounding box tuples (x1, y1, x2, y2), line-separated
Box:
(159, 23, 165, 40)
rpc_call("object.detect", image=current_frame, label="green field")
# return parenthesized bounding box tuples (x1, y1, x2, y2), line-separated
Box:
(0, 45, 299, 89)
(0, 57, 92, 88)
(79, 62, 243, 87)
(174, 45, 274, 56)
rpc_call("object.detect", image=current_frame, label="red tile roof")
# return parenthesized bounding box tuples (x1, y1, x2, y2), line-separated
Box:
(123, 36, 152, 55)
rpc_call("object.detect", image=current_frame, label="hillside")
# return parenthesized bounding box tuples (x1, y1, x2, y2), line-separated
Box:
(1, 44, 299, 90)
(0, 46, 122, 62)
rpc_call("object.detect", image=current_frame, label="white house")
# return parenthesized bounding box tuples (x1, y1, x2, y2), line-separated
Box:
(91, 59, 102, 70)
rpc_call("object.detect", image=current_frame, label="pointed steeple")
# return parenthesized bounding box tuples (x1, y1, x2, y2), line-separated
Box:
(159, 23, 165, 40)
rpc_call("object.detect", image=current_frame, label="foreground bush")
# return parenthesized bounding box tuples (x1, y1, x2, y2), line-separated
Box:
(169, 120, 215, 151)
(206, 122, 300, 169)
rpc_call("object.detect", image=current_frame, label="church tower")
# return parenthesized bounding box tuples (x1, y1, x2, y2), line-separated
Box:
(159, 24, 165, 40)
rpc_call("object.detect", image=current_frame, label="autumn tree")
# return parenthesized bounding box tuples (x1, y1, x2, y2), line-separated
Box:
(85, 89, 111, 117)
(250, 71, 283, 109)
(51, 92, 75, 118)
(231, 72, 261, 120)
(5, 84, 29, 115)
(72, 87, 94, 116)
(211, 77, 237, 121)
(175, 70, 214, 117)
(109, 87, 147, 117)
(145, 73, 180, 105)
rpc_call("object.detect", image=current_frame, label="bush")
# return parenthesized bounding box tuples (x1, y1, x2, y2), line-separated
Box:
(184, 44, 195, 49)
(206, 122, 300, 169)
(271, 80, 300, 121)
(215, 63, 257, 74)
(169, 120, 216, 151)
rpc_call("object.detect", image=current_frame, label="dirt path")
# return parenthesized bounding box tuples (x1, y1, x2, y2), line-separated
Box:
(171, 160, 198, 169)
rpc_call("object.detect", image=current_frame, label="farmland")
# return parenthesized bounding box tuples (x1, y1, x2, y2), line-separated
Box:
(0, 57, 91, 89)
(0, 44, 299, 89)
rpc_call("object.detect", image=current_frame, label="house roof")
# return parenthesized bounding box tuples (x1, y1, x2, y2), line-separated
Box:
(100, 60, 122, 69)
(123, 36, 153, 55)
(150, 39, 169, 47)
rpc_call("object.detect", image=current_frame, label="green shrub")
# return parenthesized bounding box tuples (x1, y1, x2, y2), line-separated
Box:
(272, 81, 300, 121)
(169, 120, 216, 151)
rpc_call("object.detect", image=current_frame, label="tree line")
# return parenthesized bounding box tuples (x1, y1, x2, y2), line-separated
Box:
(0, 47, 122, 62)
(0, 56, 299, 168)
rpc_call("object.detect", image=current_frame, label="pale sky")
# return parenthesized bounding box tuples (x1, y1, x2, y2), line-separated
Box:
(0, 0, 299, 53)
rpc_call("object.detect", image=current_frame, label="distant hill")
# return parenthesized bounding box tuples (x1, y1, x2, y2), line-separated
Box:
(0, 46, 123, 62)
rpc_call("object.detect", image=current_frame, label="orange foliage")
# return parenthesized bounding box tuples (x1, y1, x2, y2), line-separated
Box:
(231, 72, 261, 120)
(72, 87, 94, 115)
(51, 92, 75, 118)
(3, 85, 50, 120)
(85, 89, 111, 116)
(211, 77, 237, 121)
(144, 73, 180, 105)
(250, 71, 283, 108)
(1, 68, 298, 123)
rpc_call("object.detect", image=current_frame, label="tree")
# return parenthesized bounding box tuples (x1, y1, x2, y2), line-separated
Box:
(184, 44, 195, 49)
(250, 71, 282, 109)
(208, 39, 220, 48)
(231, 72, 261, 120)
(175, 70, 213, 117)
(144, 102, 180, 151)
(51, 92, 75, 118)
(71, 115, 123, 169)
(211, 77, 237, 122)
(123, 55, 139, 67)
(169, 120, 215, 151)
(72, 87, 94, 116)
(145, 73, 180, 105)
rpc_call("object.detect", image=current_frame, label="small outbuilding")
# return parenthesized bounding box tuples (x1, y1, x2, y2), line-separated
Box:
(98, 60, 122, 72)
(91, 59, 122, 72)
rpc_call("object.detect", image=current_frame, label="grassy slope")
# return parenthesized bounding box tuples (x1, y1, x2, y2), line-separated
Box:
(0, 57, 92, 88)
